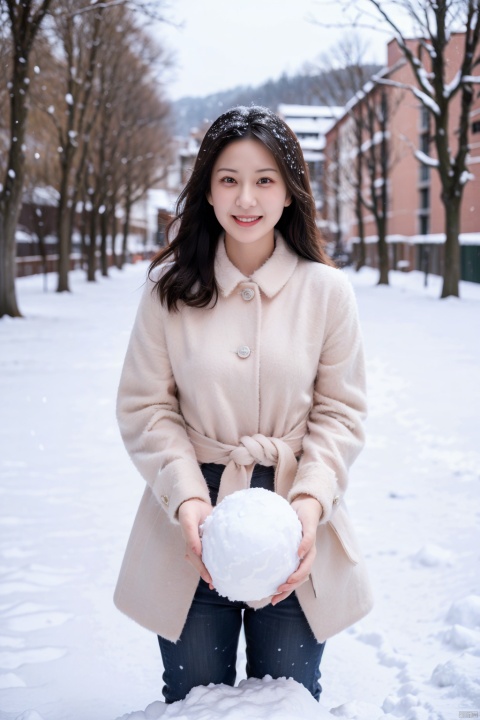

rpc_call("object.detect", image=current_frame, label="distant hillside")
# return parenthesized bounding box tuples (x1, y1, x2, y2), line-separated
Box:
(172, 65, 381, 136)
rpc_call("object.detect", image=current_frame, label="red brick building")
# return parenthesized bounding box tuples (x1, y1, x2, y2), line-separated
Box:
(323, 35, 480, 282)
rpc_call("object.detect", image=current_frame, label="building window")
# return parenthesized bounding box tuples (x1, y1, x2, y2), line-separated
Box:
(418, 119, 432, 182)
(420, 187, 430, 210)
(420, 132, 430, 154)
(420, 163, 430, 182)
(419, 213, 429, 236)
(420, 106, 430, 132)
(472, 120, 480, 134)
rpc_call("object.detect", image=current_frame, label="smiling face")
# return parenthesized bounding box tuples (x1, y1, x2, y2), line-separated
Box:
(207, 138, 291, 257)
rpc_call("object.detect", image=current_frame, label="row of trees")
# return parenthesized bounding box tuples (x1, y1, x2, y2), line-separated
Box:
(318, 36, 399, 285)
(316, 0, 480, 298)
(0, 0, 172, 317)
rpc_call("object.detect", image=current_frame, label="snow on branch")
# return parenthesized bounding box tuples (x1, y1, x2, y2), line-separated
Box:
(361, 131, 391, 153)
(415, 150, 439, 168)
(417, 67, 435, 95)
(460, 170, 475, 185)
(420, 41, 437, 60)
(462, 76, 480, 83)
(443, 71, 463, 98)
(410, 87, 441, 116)
(372, 75, 441, 116)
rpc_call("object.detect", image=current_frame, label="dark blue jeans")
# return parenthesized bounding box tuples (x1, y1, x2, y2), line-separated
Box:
(158, 463, 325, 704)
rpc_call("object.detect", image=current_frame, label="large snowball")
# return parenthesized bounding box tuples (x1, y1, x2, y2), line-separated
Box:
(201, 488, 302, 602)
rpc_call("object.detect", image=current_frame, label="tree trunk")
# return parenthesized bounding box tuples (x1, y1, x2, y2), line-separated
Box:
(0, 0, 53, 317)
(333, 139, 343, 261)
(0, 205, 22, 317)
(441, 197, 461, 298)
(120, 201, 132, 269)
(377, 91, 389, 285)
(354, 121, 366, 272)
(0, 54, 30, 317)
(56, 164, 73, 292)
(100, 210, 108, 277)
(356, 236, 366, 272)
(110, 208, 118, 269)
(80, 202, 88, 271)
(355, 191, 366, 271)
(87, 210, 97, 282)
(377, 218, 389, 285)
(35, 208, 48, 292)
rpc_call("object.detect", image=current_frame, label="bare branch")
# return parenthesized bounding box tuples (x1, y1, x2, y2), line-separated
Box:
(53, 0, 175, 25)
(372, 73, 442, 114)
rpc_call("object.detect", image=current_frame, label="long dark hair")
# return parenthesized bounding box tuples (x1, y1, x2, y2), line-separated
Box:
(149, 105, 334, 310)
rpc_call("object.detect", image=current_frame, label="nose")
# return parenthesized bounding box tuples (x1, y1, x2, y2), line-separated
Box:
(235, 184, 257, 209)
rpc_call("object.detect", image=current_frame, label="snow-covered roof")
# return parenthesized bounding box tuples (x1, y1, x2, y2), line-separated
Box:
(286, 117, 336, 136)
(299, 138, 326, 151)
(302, 150, 325, 162)
(278, 104, 344, 119)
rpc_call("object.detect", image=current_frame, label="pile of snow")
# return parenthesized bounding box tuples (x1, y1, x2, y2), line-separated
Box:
(201, 488, 302, 601)
(441, 595, 480, 654)
(117, 676, 331, 720)
(431, 654, 480, 701)
(411, 543, 454, 567)
(445, 595, 480, 629)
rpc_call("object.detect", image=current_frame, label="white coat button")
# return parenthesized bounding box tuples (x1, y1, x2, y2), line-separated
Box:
(241, 288, 255, 301)
(237, 345, 251, 359)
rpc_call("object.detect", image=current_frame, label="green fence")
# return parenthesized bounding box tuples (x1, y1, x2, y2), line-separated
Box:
(461, 245, 480, 283)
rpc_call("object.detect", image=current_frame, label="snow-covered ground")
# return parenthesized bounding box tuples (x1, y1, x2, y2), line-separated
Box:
(0, 263, 479, 720)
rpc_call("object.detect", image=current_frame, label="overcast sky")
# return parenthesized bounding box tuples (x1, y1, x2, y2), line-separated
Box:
(159, 0, 391, 100)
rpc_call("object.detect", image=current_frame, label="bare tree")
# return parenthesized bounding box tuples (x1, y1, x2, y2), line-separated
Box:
(48, 0, 172, 291)
(324, 137, 345, 259)
(314, 0, 480, 298)
(117, 106, 171, 269)
(81, 20, 171, 279)
(335, 85, 396, 284)
(362, 88, 390, 284)
(315, 35, 380, 271)
(0, 0, 53, 318)
(42, 0, 111, 291)
(317, 35, 399, 280)
(111, 68, 171, 269)
(0, 0, 173, 316)
(353, 108, 367, 270)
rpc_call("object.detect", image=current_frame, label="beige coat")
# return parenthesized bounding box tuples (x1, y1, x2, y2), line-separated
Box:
(114, 234, 373, 642)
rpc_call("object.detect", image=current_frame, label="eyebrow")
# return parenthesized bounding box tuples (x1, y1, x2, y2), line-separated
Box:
(216, 167, 278, 173)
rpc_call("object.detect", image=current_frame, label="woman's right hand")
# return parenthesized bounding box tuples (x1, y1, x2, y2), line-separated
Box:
(178, 498, 214, 586)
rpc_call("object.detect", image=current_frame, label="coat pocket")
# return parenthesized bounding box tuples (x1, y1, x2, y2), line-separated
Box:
(328, 505, 360, 565)
(309, 504, 361, 599)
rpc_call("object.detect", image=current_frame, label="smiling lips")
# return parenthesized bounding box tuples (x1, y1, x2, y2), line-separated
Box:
(233, 215, 262, 226)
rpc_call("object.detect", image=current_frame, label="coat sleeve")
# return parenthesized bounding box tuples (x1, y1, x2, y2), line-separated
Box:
(116, 272, 211, 523)
(287, 273, 367, 524)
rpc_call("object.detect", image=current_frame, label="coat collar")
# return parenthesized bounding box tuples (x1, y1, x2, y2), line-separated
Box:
(214, 232, 299, 299)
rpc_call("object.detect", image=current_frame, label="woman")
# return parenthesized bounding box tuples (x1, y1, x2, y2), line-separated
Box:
(114, 105, 373, 704)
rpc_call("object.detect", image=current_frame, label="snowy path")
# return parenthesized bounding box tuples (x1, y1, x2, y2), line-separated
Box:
(0, 264, 479, 720)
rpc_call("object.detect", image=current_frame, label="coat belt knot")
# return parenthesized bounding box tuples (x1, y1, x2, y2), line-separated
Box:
(186, 423, 307, 503)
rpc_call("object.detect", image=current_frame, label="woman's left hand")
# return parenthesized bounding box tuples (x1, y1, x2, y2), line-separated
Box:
(271, 494, 323, 606)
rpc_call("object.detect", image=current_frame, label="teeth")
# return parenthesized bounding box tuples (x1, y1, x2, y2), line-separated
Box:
(236, 217, 259, 223)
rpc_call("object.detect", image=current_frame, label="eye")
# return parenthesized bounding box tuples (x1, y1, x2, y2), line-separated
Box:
(220, 176, 236, 184)
(257, 177, 273, 185)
